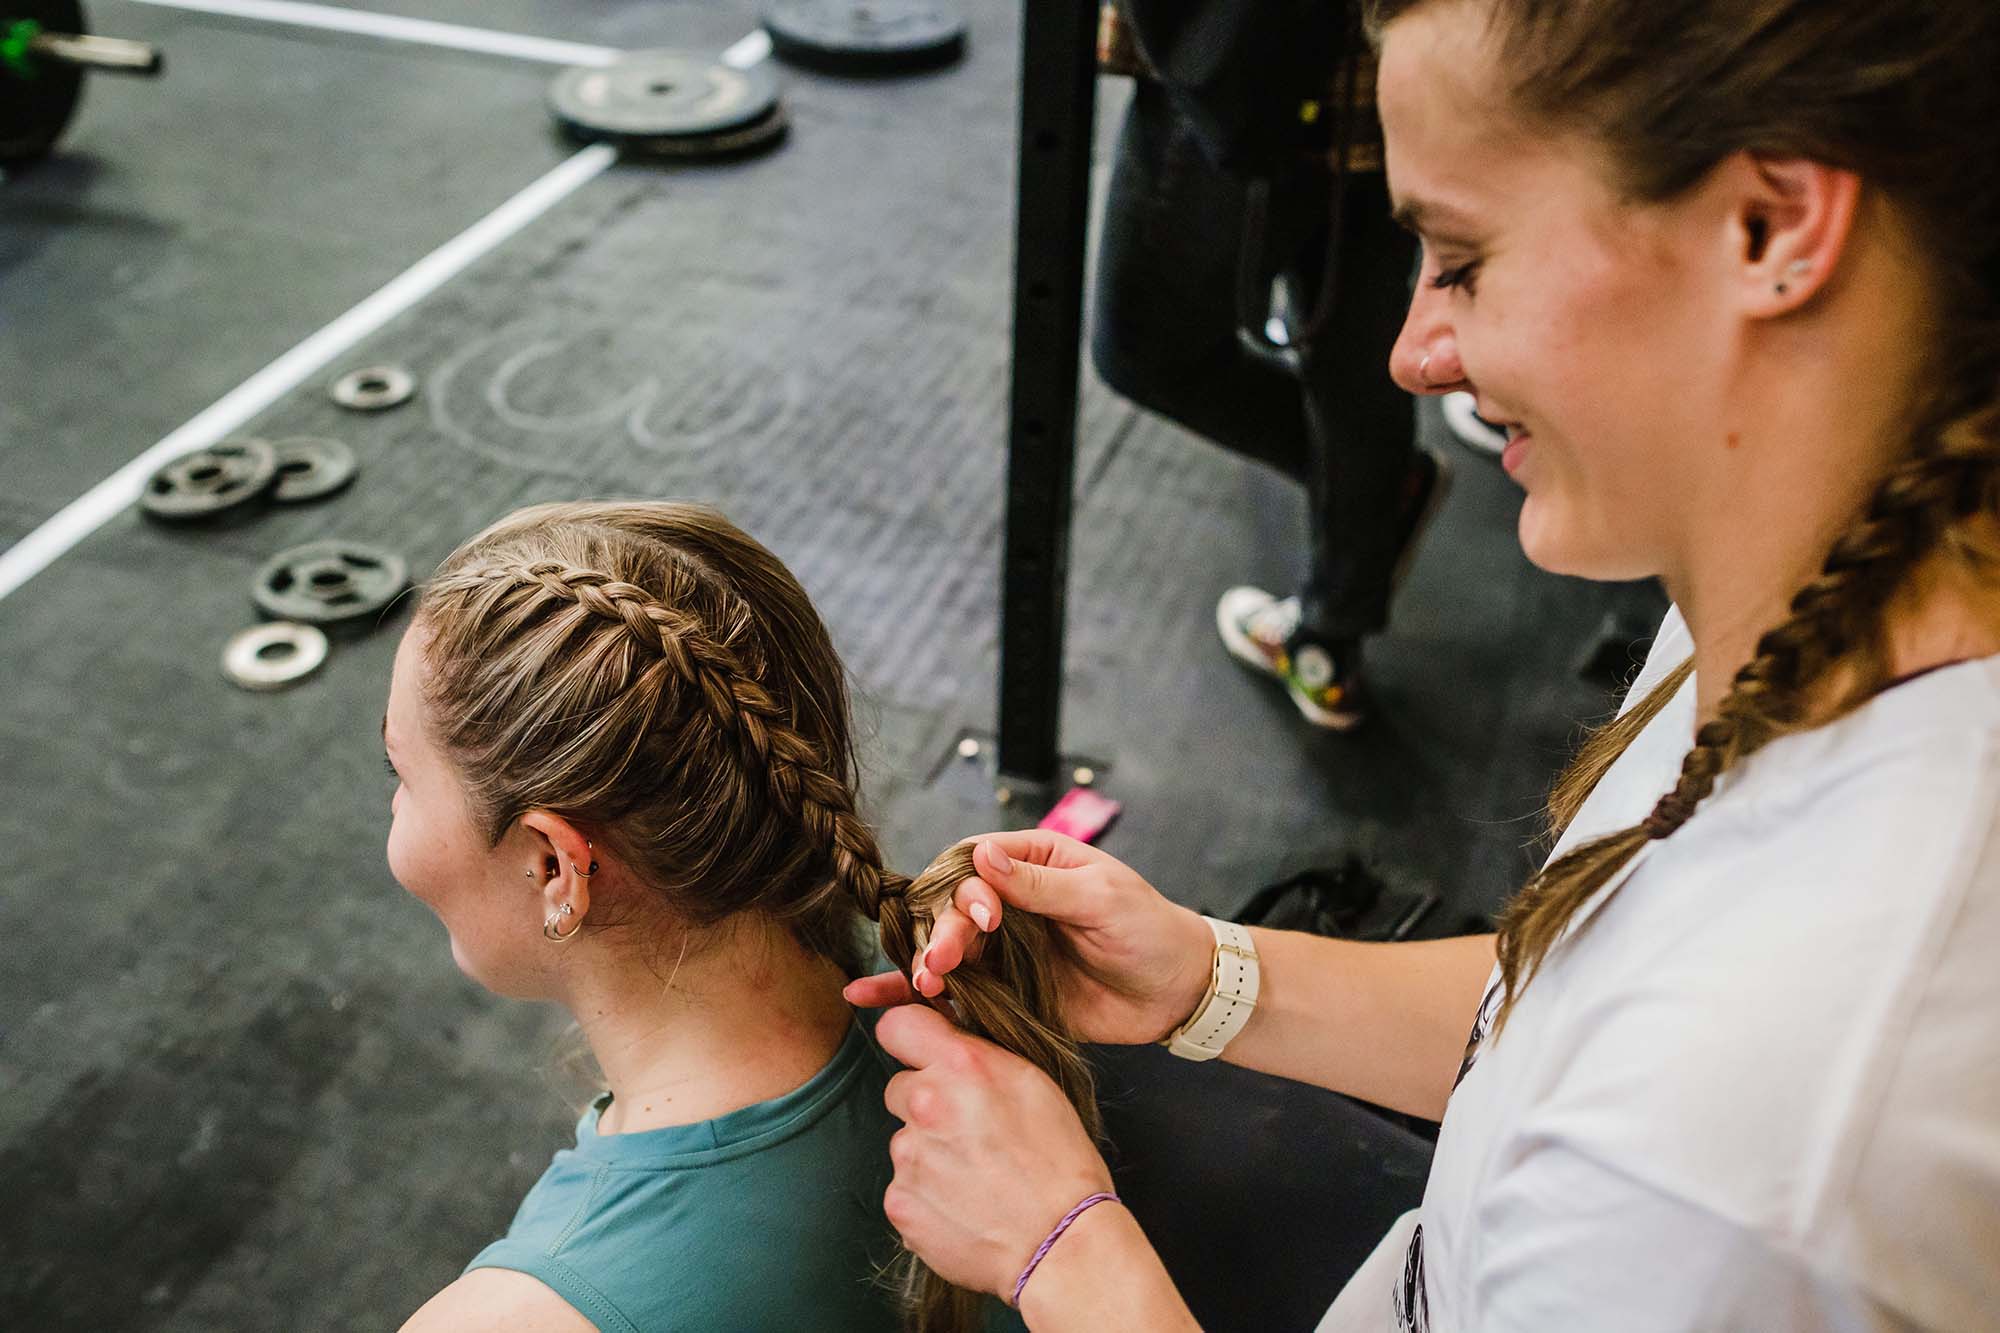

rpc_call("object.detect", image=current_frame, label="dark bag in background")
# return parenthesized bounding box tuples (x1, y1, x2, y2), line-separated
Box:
(1119, 0, 1356, 177)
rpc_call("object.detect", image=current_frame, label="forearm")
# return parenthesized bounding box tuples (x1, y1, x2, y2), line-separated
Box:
(1223, 930, 1496, 1120)
(1018, 1202, 1200, 1333)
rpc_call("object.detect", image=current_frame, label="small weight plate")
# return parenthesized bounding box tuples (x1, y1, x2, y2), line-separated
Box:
(252, 539, 409, 626)
(269, 436, 358, 504)
(330, 364, 416, 412)
(763, 0, 965, 74)
(140, 438, 279, 523)
(549, 50, 780, 147)
(618, 102, 788, 161)
(223, 621, 329, 692)
(0, 0, 85, 164)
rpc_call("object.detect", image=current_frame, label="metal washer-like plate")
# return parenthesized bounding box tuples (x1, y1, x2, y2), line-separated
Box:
(140, 438, 279, 522)
(253, 539, 409, 626)
(763, 0, 965, 73)
(549, 50, 780, 144)
(270, 436, 358, 503)
(330, 365, 416, 412)
(223, 621, 330, 691)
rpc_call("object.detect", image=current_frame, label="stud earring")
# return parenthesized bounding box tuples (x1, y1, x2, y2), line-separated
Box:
(1776, 258, 1811, 296)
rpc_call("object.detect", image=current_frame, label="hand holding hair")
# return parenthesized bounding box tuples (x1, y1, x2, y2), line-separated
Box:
(875, 1003, 1118, 1302)
(846, 831, 1216, 1048)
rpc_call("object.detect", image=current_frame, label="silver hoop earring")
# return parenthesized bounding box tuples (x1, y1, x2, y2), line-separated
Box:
(543, 902, 581, 943)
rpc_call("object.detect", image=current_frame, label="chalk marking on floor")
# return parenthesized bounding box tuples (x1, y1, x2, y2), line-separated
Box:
(114, 0, 626, 66)
(0, 143, 619, 605)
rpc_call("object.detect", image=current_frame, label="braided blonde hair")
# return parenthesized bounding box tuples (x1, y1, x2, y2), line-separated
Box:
(415, 501, 1098, 1333)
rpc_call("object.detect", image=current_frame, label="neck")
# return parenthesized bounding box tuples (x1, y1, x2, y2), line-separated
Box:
(1666, 211, 2000, 722)
(556, 913, 855, 1135)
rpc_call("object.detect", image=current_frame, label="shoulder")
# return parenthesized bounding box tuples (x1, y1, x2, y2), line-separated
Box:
(400, 1269, 596, 1333)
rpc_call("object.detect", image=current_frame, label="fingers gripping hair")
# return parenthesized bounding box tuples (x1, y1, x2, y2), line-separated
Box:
(872, 843, 1103, 1333)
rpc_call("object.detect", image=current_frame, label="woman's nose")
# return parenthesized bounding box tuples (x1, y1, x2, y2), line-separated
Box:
(1388, 282, 1464, 396)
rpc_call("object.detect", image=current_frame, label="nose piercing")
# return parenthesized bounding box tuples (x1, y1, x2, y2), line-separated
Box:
(1419, 352, 1434, 385)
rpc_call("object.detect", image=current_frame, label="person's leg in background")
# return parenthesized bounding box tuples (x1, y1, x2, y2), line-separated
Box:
(1218, 168, 1439, 724)
(1093, 83, 1441, 728)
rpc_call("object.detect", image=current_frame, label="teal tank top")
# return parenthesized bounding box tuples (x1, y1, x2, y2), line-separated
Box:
(466, 1020, 905, 1332)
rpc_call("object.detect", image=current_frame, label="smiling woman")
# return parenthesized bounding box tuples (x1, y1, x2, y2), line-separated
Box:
(845, 0, 2000, 1329)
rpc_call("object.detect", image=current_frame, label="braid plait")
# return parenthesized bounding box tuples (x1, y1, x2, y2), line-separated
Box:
(500, 560, 918, 926)
(1499, 430, 2000, 1030)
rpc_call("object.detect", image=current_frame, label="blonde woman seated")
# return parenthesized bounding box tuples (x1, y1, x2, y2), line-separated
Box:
(385, 501, 1038, 1333)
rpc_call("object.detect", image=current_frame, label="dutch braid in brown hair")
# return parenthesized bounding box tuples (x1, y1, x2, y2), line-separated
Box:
(415, 502, 1099, 1333)
(1359, 0, 2000, 1031)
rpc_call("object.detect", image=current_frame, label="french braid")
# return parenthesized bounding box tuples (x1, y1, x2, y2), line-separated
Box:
(416, 502, 1098, 1333)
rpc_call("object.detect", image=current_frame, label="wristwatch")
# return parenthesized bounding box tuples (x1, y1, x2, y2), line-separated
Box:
(1160, 916, 1261, 1061)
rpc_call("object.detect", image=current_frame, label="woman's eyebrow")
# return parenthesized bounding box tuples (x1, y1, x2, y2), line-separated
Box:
(1390, 195, 1480, 239)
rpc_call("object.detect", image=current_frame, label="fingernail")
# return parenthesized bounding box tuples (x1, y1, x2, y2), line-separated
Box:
(969, 903, 993, 931)
(985, 842, 1012, 873)
(913, 967, 934, 995)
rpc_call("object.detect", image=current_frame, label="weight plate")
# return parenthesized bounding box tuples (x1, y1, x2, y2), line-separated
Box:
(763, 0, 965, 74)
(223, 621, 329, 692)
(330, 364, 416, 412)
(548, 50, 780, 147)
(269, 436, 358, 503)
(252, 539, 408, 626)
(140, 438, 280, 523)
(619, 102, 789, 161)
(0, 0, 85, 164)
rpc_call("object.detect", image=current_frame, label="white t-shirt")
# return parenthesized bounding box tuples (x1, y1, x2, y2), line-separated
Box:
(1320, 605, 2000, 1332)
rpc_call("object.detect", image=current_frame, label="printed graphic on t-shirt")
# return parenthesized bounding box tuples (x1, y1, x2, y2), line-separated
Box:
(1453, 978, 1503, 1092)
(1394, 1223, 1430, 1332)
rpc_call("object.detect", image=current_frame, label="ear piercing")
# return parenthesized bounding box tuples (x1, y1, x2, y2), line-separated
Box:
(543, 901, 581, 943)
(524, 839, 596, 878)
(1775, 258, 1811, 296)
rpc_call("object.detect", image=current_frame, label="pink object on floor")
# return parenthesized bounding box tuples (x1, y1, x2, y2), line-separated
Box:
(1038, 786, 1122, 843)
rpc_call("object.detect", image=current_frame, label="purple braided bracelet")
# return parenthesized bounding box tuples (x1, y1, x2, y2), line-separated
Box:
(1010, 1191, 1121, 1309)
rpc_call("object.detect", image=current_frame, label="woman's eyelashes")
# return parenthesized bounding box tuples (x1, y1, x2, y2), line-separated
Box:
(383, 754, 400, 780)
(1430, 258, 1482, 296)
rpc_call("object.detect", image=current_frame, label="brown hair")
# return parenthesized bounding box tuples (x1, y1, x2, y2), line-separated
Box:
(414, 501, 1095, 1333)
(1364, 0, 2000, 1029)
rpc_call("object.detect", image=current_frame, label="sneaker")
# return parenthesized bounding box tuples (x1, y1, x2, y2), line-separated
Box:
(1215, 587, 1366, 730)
(1441, 391, 1507, 457)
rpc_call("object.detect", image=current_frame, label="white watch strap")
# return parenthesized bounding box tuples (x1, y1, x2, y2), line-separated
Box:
(1162, 916, 1260, 1061)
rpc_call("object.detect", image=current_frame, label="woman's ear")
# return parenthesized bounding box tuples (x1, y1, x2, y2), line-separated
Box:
(519, 811, 598, 923)
(1721, 151, 1861, 317)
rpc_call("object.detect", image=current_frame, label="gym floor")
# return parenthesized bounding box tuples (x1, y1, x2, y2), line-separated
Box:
(0, 1, 1661, 1326)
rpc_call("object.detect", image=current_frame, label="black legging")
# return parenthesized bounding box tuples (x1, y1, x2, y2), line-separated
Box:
(1092, 83, 1421, 640)
(1090, 1043, 1433, 1331)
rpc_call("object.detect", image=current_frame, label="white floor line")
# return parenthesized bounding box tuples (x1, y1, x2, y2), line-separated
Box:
(115, 0, 624, 67)
(0, 142, 618, 605)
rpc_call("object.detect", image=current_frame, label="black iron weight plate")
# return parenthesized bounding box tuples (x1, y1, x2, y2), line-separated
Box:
(269, 436, 357, 504)
(140, 438, 279, 522)
(1, 0, 85, 163)
(548, 51, 780, 149)
(763, 0, 965, 74)
(252, 539, 408, 625)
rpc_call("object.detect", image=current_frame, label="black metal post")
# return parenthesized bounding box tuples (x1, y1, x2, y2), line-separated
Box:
(996, 0, 1099, 786)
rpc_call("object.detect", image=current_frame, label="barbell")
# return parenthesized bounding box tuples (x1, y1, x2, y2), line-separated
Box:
(2, 0, 162, 166)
